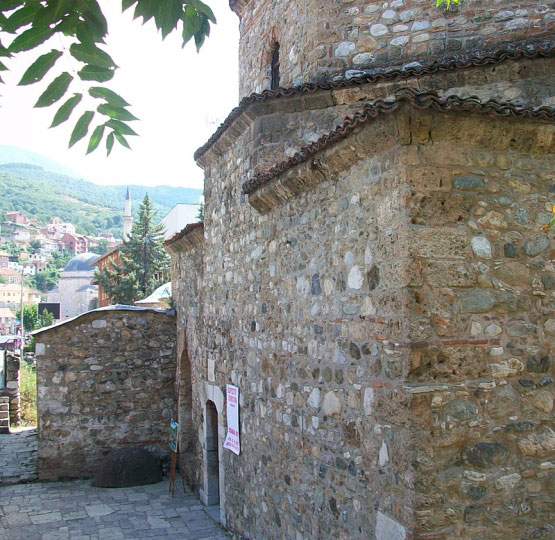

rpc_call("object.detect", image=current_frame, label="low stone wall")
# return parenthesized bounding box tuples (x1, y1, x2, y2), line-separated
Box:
(2, 351, 20, 427)
(33, 307, 177, 481)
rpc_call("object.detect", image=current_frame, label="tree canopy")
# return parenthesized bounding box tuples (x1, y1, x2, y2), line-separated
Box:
(0, 1, 216, 154)
(94, 193, 169, 304)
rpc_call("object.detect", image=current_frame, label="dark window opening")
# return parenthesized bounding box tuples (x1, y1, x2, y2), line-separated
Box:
(271, 42, 280, 90)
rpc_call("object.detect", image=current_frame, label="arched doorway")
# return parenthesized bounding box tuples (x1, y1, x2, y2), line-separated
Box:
(205, 400, 220, 505)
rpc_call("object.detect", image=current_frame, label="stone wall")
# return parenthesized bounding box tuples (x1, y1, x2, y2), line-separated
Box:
(0, 351, 20, 429)
(233, 0, 555, 96)
(33, 307, 176, 481)
(172, 46, 555, 540)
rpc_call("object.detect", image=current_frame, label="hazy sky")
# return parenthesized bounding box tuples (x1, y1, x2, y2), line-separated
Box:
(0, 0, 239, 189)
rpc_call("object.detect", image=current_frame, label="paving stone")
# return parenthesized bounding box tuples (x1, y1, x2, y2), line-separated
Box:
(1, 479, 229, 539)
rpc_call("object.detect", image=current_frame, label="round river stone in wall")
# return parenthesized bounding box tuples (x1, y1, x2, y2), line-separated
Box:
(92, 447, 162, 488)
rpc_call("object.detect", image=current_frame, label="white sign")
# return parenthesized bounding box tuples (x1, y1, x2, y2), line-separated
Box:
(223, 384, 240, 455)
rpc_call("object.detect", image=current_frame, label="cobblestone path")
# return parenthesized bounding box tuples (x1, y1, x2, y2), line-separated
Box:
(0, 428, 38, 486)
(0, 479, 229, 539)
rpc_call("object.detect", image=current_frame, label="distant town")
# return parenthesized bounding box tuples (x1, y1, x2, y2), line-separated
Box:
(0, 194, 200, 341)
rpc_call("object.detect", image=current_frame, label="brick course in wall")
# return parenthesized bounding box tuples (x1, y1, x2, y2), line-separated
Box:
(33, 307, 177, 481)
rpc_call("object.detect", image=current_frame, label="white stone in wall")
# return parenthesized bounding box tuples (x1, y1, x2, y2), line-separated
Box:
(335, 41, 356, 57)
(379, 440, 389, 466)
(91, 319, 107, 329)
(308, 388, 321, 409)
(364, 388, 375, 415)
(376, 511, 406, 540)
(348, 266, 363, 289)
(35, 343, 46, 355)
(471, 236, 492, 258)
(370, 24, 388, 37)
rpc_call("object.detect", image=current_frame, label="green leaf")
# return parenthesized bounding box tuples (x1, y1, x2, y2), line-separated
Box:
(182, 5, 200, 46)
(133, 0, 157, 24)
(194, 18, 210, 51)
(105, 119, 138, 136)
(97, 103, 138, 122)
(87, 124, 104, 154)
(35, 72, 73, 108)
(154, 0, 183, 39)
(69, 42, 116, 69)
(0, 37, 10, 58)
(32, 1, 72, 29)
(89, 86, 130, 107)
(18, 49, 63, 86)
(50, 93, 82, 127)
(3, 3, 41, 34)
(122, 0, 138, 11)
(0, 1, 22, 13)
(0, 60, 7, 71)
(78, 64, 115, 82)
(188, 0, 216, 24)
(69, 110, 94, 148)
(114, 131, 131, 149)
(106, 131, 115, 156)
(77, 0, 108, 37)
(8, 25, 54, 53)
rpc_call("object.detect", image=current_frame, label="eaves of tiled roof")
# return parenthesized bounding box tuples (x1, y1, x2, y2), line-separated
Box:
(242, 87, 555, 196)
(163, 222, 204, 249)
(194, 39, 555, 164)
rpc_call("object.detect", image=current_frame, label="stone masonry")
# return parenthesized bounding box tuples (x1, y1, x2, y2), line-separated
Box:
(32, 306, 176, 481)
(166, 2, 554, 539)
(234, 0, 555, 96)
(1, 351, 21, 427)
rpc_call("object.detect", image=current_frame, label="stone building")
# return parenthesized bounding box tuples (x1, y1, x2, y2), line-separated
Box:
(32, 306, 176, 481)
(165, 2, 555, 540)
(47, 252, 99, 319)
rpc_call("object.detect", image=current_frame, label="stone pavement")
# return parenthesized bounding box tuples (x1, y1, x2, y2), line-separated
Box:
(0, 478, 230, 540)
(0, 428, 38, 486)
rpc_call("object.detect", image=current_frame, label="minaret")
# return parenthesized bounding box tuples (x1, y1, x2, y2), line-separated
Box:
(123, 187, 133, 241)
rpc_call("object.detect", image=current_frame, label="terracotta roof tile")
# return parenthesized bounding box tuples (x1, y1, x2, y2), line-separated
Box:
(242, 87, 555, 195)
(194, 39, 555, 162)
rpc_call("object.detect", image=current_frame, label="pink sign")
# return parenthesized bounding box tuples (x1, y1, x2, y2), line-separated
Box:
(223, 384, 240, 455)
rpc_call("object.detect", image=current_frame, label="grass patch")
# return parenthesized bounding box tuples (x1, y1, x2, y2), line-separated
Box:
(19, 362, 37, 427)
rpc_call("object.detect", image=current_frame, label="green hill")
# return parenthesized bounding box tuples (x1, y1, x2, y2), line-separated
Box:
(0, 164, 203, 237)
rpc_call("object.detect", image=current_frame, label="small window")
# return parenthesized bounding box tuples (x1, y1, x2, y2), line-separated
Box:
(271, 42, 280, 90)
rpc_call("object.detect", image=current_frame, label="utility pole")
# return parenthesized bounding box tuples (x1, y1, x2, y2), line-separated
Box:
(19, 266, 24, 358)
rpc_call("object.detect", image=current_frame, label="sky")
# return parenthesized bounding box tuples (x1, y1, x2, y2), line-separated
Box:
(0, 0, 239, 189)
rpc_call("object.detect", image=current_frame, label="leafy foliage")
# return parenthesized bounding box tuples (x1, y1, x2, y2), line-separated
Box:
(0, 1, 216, 154)
(95, 193, 169, 304)
(18, 362, 37, 427)
(26, 250, 73, 293)
(16, 303, 53, 331)
(436, 0, 460, 8)
(196, 202, 204, 221)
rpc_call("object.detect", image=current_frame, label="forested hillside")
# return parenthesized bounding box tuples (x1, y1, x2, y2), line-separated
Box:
(0, 164, 202, 237)
(0, 167, 122, 236)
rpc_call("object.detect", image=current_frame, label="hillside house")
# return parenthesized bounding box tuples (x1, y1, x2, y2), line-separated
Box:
(0, 268, 21, 284)
(59, 233, 88, 254)
(0, 283, 40, 309)
(0, 251, 9, 268)
(0, 308, 15, 334)
(5, 211, 30, 226)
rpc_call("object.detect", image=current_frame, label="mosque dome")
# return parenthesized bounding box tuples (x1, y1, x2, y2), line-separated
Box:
(63, 252, 100, 272)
